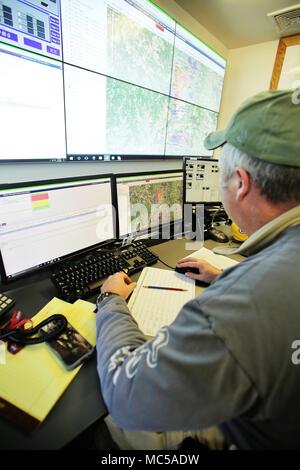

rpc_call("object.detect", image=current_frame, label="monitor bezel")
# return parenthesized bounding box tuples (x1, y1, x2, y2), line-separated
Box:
(183, 157, 221, 205)
(114, 169, 184, 240)
(0, 154, 213, 163)
(0, 0, 225, 164)
(0, 173, 117, 284)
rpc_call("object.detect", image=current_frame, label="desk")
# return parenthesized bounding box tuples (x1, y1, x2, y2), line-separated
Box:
(0, 238, 243, 449)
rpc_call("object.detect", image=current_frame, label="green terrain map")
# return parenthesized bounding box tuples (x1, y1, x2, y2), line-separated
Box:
(171, 47, 224, 112)
(105, 5, 221, 156)
(166, 100, 217, 156)
(106, 78, 169, 154)
(129, 180, 183, 231)
(107, 7, 173, 94)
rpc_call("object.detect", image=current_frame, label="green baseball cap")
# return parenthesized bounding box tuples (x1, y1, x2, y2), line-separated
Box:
(204, 90, 300, 167)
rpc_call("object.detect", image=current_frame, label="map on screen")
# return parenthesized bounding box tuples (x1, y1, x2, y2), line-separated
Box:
(0, 0, 226, 161)
(106, 79, 169, 155)
(166, 100, 218, 156)
(116, 172, 183, 236)
(106, 4, 174, 95)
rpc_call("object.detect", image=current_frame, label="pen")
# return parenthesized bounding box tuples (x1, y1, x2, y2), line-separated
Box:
(143, 286, 188, 292)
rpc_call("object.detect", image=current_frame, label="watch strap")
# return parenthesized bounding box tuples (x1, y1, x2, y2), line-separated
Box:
(95, 291, 118, 312)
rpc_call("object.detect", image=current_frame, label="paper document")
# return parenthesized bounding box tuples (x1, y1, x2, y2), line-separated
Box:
(0, 297, 96, 432)
(128, 267, 195, 337)
(188, 247, 239, 270)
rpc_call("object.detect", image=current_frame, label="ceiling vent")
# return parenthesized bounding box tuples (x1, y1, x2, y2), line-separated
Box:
(267, 4, 300, 35)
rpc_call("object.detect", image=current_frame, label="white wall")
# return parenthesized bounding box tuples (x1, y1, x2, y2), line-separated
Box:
(218, 40, 279, 130)
(1, 0, 228, 185)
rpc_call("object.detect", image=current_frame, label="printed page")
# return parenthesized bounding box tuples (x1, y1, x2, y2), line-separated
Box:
(188, 246, 239, 270)
(128, 267, 195, 337)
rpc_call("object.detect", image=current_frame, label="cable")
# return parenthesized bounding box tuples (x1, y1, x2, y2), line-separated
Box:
(158, 258, 176, 270)
(211, 204, 229, 228)
(0, 314, 67, 345)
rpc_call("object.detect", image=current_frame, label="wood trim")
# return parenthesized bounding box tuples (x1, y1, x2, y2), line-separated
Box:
(270, 34, 300, 90)
(283, 35, 300, 47)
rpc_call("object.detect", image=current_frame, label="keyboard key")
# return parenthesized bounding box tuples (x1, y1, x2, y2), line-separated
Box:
(0, 293, 15, 316)
(51, 242, 158, 302)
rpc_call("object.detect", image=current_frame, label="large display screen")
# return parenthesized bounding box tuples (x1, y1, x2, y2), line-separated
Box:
(0, 175, 115, 280)
(116, 171, 183, 237)
(0, 0, 226, 162)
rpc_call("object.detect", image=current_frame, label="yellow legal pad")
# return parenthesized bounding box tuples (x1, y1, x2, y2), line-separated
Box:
(0, 297, 96, 431)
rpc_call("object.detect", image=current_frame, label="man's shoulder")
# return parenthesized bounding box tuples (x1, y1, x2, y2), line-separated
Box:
(220, 225, 300, 286)
(194, 225, 300, 318)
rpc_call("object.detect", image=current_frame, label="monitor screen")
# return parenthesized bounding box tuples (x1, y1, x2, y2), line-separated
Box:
(171, 24, 225, 113)
(116, 171, 183, 237)
(184, 157, 220, 204)
(0, 0, 62, 59)
(0, 175, 115, 281)
(165, 99, 218, 157)
(0, 43, 66, 161)
(0, 0, 226, 162)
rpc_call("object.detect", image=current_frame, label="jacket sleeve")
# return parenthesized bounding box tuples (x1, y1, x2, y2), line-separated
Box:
(96, 294, 258, 431)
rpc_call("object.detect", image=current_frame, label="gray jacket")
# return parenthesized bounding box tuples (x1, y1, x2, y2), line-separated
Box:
(96, 226, 300, 449)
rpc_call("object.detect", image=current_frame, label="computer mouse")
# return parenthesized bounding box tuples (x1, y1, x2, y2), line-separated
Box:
(175, 266, 199, 275)
(208, 228, 229, 243)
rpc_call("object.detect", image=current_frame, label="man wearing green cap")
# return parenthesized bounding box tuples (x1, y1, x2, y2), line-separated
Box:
(95, 90, 300, 449)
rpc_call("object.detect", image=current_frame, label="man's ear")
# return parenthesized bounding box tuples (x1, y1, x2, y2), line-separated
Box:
(235, 167, 251, 202)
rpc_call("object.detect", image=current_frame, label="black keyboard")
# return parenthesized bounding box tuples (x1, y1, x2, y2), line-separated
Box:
(51, 241, 159, 302)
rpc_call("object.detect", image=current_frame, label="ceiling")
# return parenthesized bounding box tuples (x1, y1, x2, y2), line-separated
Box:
(174, 0, 300, 49)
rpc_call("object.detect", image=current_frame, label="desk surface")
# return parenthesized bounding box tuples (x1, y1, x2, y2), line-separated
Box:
(0, 238, 243, 450)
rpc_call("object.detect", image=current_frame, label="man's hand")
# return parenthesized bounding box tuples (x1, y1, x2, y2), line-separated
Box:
(101, 272, 137, 299)
(176, 257, 221, 284)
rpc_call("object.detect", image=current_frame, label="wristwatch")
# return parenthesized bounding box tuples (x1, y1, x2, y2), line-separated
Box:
(95, 291, 118, 312)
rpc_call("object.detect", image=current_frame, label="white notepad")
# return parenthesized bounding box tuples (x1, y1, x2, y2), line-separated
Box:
(128, 267, 195, 337)
(188, 246, 239, 270)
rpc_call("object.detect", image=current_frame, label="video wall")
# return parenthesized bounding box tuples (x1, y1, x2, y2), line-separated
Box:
(0, 0, 226, 162)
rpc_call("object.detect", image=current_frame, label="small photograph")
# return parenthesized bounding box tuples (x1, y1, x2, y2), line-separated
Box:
(43, 321, 93, 367)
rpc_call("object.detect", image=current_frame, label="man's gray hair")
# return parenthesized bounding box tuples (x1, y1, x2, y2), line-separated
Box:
(219, 143, 300, 204)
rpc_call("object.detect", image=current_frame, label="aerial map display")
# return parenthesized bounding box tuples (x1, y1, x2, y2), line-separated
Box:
(166, 99, 218, 156)
(171, 48, 224, 113)
(0, 0, 226, 161)
(106, 78, 169, 155)
(106, 6, 174, 95)
(129, 178, 183, 231)
(170, 24, 225, 113)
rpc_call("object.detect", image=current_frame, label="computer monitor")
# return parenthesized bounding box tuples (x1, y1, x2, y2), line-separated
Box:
(0, 0, 225, 162)
(0, 175, 115, 282)
(183, 157, 220, 204)
(116, 171, 183, 239)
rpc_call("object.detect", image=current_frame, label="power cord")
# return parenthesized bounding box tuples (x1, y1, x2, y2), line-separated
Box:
(0, 314, 67, 345)
(210, 204, 229, 228)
